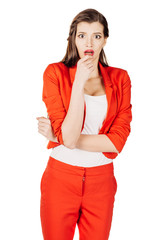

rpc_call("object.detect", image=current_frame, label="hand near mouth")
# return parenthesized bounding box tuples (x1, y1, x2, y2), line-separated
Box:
(74, 55, 94, 86)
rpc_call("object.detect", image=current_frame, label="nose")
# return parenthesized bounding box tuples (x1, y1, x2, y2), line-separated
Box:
(86, 36, 93, 47)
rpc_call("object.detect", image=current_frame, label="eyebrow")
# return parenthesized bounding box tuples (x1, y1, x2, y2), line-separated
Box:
(77, 32, 102, 35)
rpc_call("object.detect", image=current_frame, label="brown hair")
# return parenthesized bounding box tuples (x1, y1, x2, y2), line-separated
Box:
(60, 8, 109, 67)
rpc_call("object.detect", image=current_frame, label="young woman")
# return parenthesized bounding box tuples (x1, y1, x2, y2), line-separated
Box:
(37, 8, 132, 240)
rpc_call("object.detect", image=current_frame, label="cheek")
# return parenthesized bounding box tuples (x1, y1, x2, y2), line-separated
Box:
(97, 41, 104, 48)
(75, 38, 79, 46)
(95, 42, 105, 53)
(76, 42, 83, 53)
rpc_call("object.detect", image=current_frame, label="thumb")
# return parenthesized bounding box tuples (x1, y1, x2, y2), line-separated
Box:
(36, 116, 48, 120)
(36, 117, 42, 120)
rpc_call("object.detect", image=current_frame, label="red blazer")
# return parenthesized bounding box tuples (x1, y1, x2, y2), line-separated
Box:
(42, 61, 132, 159)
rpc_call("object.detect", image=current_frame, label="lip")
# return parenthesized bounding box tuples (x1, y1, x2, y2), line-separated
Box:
(84, 49, 94, 56)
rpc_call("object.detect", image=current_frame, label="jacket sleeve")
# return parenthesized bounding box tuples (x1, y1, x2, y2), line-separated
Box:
(105, 70, 132, 153)
(42, 64, 66, 145)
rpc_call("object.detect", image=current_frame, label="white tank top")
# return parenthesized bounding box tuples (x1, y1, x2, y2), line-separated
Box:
(50, 93, 113, 167)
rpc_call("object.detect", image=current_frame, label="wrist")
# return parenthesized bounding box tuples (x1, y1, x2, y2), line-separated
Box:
(48, 133, 58, 143)
(73, 78, 85, 90)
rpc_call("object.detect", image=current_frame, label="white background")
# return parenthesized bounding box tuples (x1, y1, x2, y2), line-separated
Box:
(0, 0, 160, 239)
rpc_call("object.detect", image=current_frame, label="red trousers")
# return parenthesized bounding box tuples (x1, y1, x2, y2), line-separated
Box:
(40, 156, 117, 240)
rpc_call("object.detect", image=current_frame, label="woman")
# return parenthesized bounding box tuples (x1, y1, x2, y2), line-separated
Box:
(37, 8, 132, 240)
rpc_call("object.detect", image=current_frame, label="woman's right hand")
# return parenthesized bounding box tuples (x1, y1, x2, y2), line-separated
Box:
(36, 116, 58, 143)
(74, 55, 94, 86)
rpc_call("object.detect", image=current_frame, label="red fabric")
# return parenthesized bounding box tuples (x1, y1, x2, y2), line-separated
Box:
(40, 156, 117, 240)
(42, 61, 132, 159)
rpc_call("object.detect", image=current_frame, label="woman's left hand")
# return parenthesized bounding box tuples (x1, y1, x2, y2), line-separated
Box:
(36, 116, 58, 143)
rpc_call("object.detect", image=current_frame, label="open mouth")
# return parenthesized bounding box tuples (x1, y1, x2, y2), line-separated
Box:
(84, 50, 94, 56)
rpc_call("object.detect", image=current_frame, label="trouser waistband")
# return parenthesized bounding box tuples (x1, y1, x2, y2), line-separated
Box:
(47, 156, 114, 177)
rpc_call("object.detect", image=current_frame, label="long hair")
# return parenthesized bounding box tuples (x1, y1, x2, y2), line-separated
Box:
(60, 8, 109, 67)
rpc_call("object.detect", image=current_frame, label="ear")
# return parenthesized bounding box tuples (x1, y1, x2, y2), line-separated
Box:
(103, 37, 107, 48)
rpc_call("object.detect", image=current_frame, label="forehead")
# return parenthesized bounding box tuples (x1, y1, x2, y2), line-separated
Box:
(76, 21, 104, 33)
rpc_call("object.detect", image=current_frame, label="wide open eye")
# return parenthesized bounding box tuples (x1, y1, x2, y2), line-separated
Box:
(95, 35, 101, 39)
(78, 34, 85, 38)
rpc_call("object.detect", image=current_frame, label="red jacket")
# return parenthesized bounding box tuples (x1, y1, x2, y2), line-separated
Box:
(42, 61, 132, 159)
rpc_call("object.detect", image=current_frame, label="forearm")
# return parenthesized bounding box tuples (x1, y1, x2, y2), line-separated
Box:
(75, 134, 119, 153)
(61, 79, 85, 148)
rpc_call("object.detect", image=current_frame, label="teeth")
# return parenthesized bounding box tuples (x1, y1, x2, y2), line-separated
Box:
(85, 51, 93, 53)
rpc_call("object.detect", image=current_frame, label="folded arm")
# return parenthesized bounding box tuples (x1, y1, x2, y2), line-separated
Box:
(75, 70, 132, 154)
(75, 134, 119, 153)
(42, 64, 85, 149)
(51, 133, 118, 153)
(104, 70, 132, 153)
(43, 66, 132, 154)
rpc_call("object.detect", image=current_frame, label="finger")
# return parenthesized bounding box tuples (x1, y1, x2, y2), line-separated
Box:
(38, 129, 47, 137)
(37, 118, 51, 124)
(86, 65, 94, 70)
(38, 123, 53, 133)
(36, 116, 48, 120)
(84, 58, 94, 66)
(38, 124, 49, 132)
(38, 123, 51, 130)
(85, 61, 94, 67)
(81, 55, 92, 62)
(36, 116, 45, 119)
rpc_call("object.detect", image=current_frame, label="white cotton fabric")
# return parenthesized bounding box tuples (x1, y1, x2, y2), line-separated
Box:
(50, 94, 113, 167)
